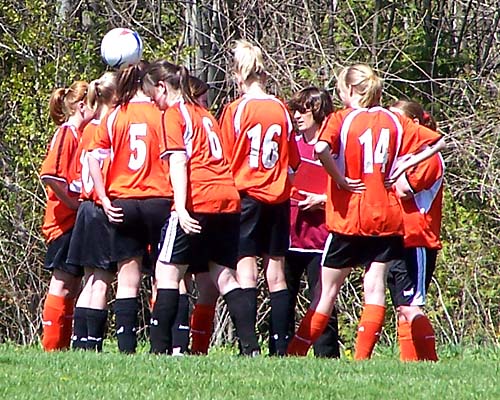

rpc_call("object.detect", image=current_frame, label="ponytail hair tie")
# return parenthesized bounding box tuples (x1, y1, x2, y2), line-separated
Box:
(423, 111, 430, 121)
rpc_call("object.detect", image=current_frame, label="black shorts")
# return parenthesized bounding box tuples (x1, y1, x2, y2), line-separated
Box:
(157, 212, 240, 273)
(387, 247, 438, 307)
(321, 233, 404, 269)
(44, 230, 84, 277)
(111, 197, 171, 269)
(239, 194, 290, 258)
(66, 201, 117, 272)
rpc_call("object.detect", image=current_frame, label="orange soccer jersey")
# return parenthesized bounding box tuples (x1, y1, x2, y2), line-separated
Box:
(40, 123, 82, 243)
(77, 119, 111, 202)
(400, 153, 444, 249)
(219, 94, 300, 204)
(161, 101, 240, 214)
(88, 99, 171, 199)
(318, 107, 442, 236)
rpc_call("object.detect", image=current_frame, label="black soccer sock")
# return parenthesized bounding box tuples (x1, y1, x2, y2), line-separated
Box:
(87, 308, 108, 352)
(150, 289, 179, 354)
(171, 293, 190, 354)
(269, 289, 291, 356)
(224, 288, 259, 356)
(114, 298, 139, 354)
(313, 306, 340, 358)
(71, 307, 88, 350)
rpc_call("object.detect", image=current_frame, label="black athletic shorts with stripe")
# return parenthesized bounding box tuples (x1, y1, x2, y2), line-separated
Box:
(387, 247, 438, 307)
(157, 211, 240, 273)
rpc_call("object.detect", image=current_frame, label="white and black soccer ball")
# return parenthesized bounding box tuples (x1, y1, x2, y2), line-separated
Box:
(100, 28, 143, 69)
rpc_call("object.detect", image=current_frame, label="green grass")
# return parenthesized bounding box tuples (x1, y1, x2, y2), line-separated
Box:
(1, 344, 499, 399)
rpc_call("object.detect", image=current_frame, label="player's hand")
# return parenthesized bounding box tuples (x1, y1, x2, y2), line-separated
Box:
(101, 197, 124, 223)
(177, 209, 201, 235)
(384, 165, 407, 188)
(297, 191, 326, 211)
(338, 177, 366, 193)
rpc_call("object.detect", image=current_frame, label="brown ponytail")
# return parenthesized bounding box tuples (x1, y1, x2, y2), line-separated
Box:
(391, 100, 437, 131)
(143, 60, 197, 105)
(49, 81, 89, 125)
(116, 60, 149, 105)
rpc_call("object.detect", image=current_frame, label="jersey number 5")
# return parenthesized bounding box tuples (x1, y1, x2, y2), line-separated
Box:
(129, 123, 147, 170)
(358, 128, 390, 173)
(247, 123, 281, 169)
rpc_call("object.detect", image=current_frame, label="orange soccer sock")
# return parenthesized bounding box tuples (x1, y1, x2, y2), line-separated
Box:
(410, 315, 438, 361)
(354, 304, 386, 360)
(41, 294, 68, 351)
(287, 309, 329, 356)
(190, 304, 216, 355)
(398, 320, 418, 361)
(61, 297, 75, 349)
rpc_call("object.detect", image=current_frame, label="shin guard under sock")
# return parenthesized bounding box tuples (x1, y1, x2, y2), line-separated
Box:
(269, 289, 291, 356)
(411, 315, 438, 361)
(41, 294, 67, 351)
(287, 309, 329, 356)
(172, 293, 190, 355)
(398, 320, 418, 361)
(150, 289, 179, 354)
(114, 298, 139, 354)
(224, 288, 260, 356)
(71, 307, 89, 350)
(61, 297, 75, 350)
(313, 307, 340, 358)
(190, 303, 216, 355)
(87, 308, 108, 352)
(354, 304, 386, 360)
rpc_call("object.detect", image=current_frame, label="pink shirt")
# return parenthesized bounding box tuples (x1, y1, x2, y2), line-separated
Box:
(289, 135, 329, 253)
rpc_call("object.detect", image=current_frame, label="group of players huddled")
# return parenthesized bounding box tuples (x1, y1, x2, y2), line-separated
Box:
(39, 39, 446, 361)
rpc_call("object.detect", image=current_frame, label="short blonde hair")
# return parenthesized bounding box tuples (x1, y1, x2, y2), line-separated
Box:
(232, 39, 267, 84)
(336, 64, 382, 108)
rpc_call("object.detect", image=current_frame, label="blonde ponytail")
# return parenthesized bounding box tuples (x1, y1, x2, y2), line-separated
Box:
(232, 39, 267, 84)
(336, 64, 382, 108)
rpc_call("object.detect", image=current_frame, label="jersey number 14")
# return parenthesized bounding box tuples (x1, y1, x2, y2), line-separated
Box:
(358, 128, 390, 173)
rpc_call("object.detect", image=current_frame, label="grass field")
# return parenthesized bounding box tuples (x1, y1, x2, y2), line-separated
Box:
(1, 344, 499, 399)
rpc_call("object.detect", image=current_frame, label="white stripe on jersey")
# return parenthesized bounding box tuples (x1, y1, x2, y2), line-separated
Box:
(178, 101, 193, 159)
(233, 94, 292, 139)
(412, 153, 445, 214)
(106, 106, 121, 161)
(337, 107, 403, 176)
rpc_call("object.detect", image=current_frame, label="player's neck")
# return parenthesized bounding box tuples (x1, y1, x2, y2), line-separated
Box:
(302, 124, 320, 144)
(241, 81, 266, 96)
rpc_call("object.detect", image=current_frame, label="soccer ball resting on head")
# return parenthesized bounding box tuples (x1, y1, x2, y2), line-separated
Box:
(101, 28, 143, 69)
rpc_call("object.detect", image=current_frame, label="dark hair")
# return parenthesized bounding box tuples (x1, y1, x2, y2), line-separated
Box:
(143, 60, 196, 104)
(288, 86, 334, 124)
(189, 76, 209, 98)
(391, 100, 437, 131)
(115, 60, 149, 105)
(49, 81, 88, 125)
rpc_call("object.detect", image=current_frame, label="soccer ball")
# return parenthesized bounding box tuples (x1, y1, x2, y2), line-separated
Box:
(100, 28, 143, 69)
